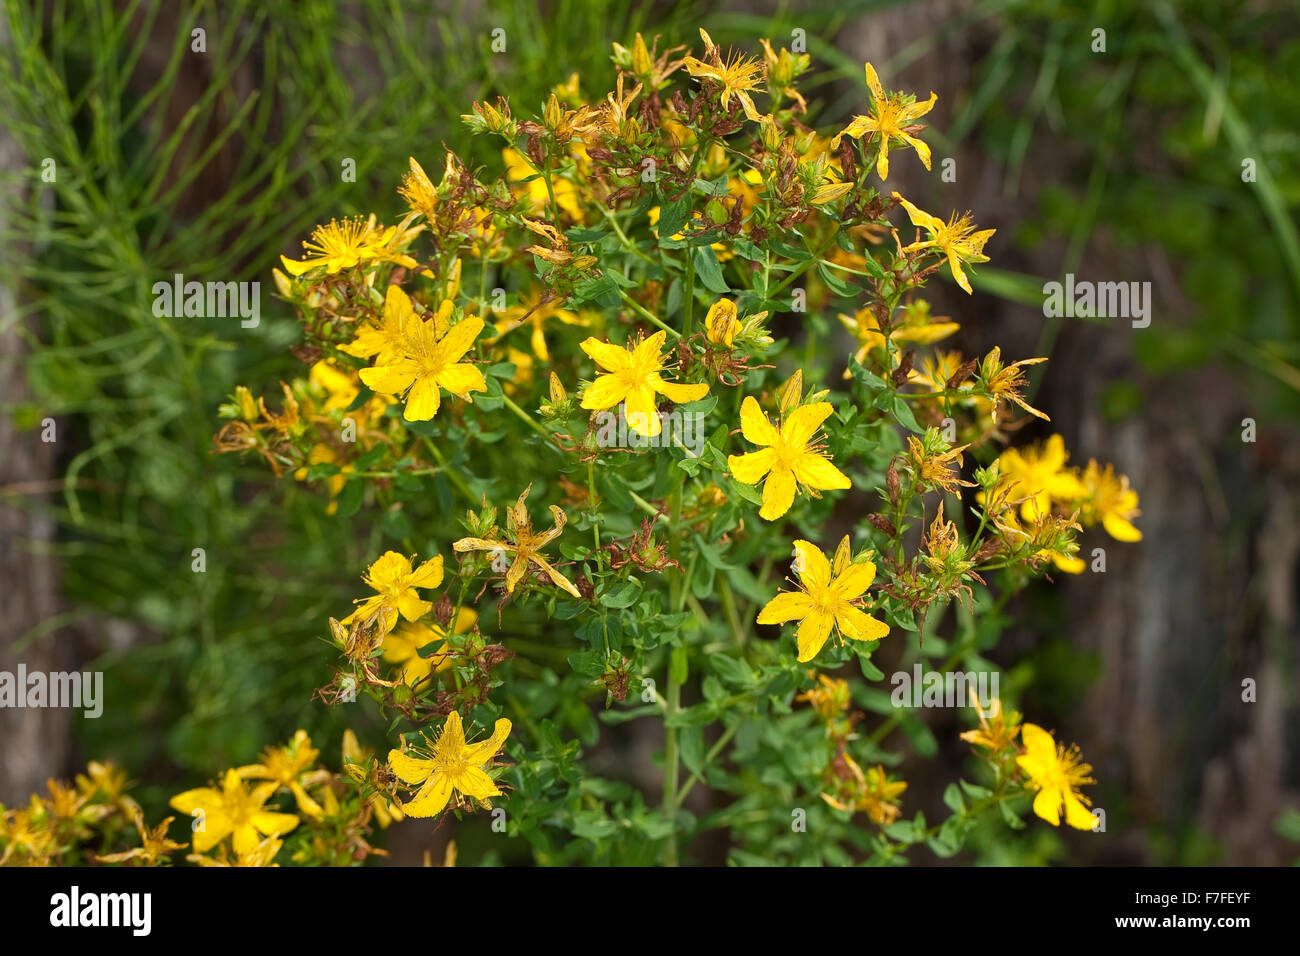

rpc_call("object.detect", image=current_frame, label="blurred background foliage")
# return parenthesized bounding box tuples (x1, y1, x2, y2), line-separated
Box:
(2, 0, 1296, 864)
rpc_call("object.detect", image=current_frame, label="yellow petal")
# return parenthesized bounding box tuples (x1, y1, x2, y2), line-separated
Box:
(397, 589, 432, 622)
(759, 464, 797, 520)
(580, 337, 632, 372)
(409, 555, 444, 588)
(792, 539, 831, 592)
(728, 448, 776, 485)
(1103, 514, 1142, 542)
(387, 750, 434, 784)
(863, 62, 885, 102)
(434, 316, 484, 364)
(792, 452, 850, 491)
(250, 811, 300, 838)
(795, 609, 835, 661)
(436, 363, 488, 398)
(360, 362, 418, 396)
(782, 402, 834, 448)
(452, 767, 501, 801)
(1032, 786, 1062, 826)
(580, 373, 629, 410)
(649, 375, 708, 404)
(834, 604, 889, 642)
(1064, 791, 1096, 831)
(739, 395, 779, 447)
(830, 560, 876, 599)
(464, 717, 512, 766)
(756, 590, 814, 625)
(624, 385, 660, 437)
(403, 773, 453, 818)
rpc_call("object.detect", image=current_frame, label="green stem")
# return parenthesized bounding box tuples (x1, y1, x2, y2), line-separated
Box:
(662, 674, 681, 866)
(422, 437, 476, 504)
(587, 458, 601, 558)
(619, 290, 679, 339)
(501, 394, 553, 442)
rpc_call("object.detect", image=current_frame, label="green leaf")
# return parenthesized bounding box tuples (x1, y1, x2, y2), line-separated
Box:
(892, 395, 923, 433)
(692, 245, 730, 294)
(711, 654, 755, 688)
(600, 579, 643, 609)
(817, 260, 859, 298)
(670, 646, 689, 684)
(943, 782, 965, 814)
(567, 650, 605, 677)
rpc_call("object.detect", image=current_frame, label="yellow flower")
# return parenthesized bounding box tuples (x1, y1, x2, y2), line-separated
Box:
(75, 760, 139, 816)
(838, 299, 959, 375)
(382, 607, 478, 685)
(832, 63, 936, 180)
(169, 768, 299, 855)
(188, 834, 284, 867)
(997, 434, 1087, 521)
(387, 710, 512, 818)
(579, 331, 708, 438)
(1016, 723, 1097, 830)
(893, 194, 995, 295)
(342, 730, 403, 827)
(358, 310, 486, 422)
(93, 805, 186, 865)
(492, 287, 587, 362)
(280, 214, 419, 276)
(309, 359, 360, 411)
(1078, 460, 1142, 541)
(343, 550, 445, 636)
(757, 536, 889, 662)
(236, 730, 327, 820)
(797, 673, 852, 726)
(399, 155, 438, 219)
(821, 754, 907, 824)
(705, 298, 740, 345)
(728, 397, 850, 520)
(453, 485, 581, 598)
(683, 29, 769, 123)
(340, 284, 425, 367)
(959, 693, 1022, 753)
(978, 346, 1050, 422)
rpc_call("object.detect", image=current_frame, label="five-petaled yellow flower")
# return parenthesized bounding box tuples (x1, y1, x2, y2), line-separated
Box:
(341, 284, 427, 367)
(997, 434, 1086, 521)
(169, 768, 300, 855)
(832, 63, 936, 180)
(893, 194, 995, 295)
(728, 396, 850, 520)
(387, 710, 512, 818)
(1016, 723, 1097, 830)
(579, 331, 708, 438)
(1078, 460, 1142, 541)
(683, 29, 769, 123)
(453, 485, 582, 598)
(757, 537, 889, 662)
(280, 214, 419, 276)
(343, 550, 445, 635)
(359, 306, 486, 422)
(236, 729, 327, 820)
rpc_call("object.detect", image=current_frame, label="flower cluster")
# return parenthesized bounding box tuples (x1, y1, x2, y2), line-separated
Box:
(198, 29, 1143, 863)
